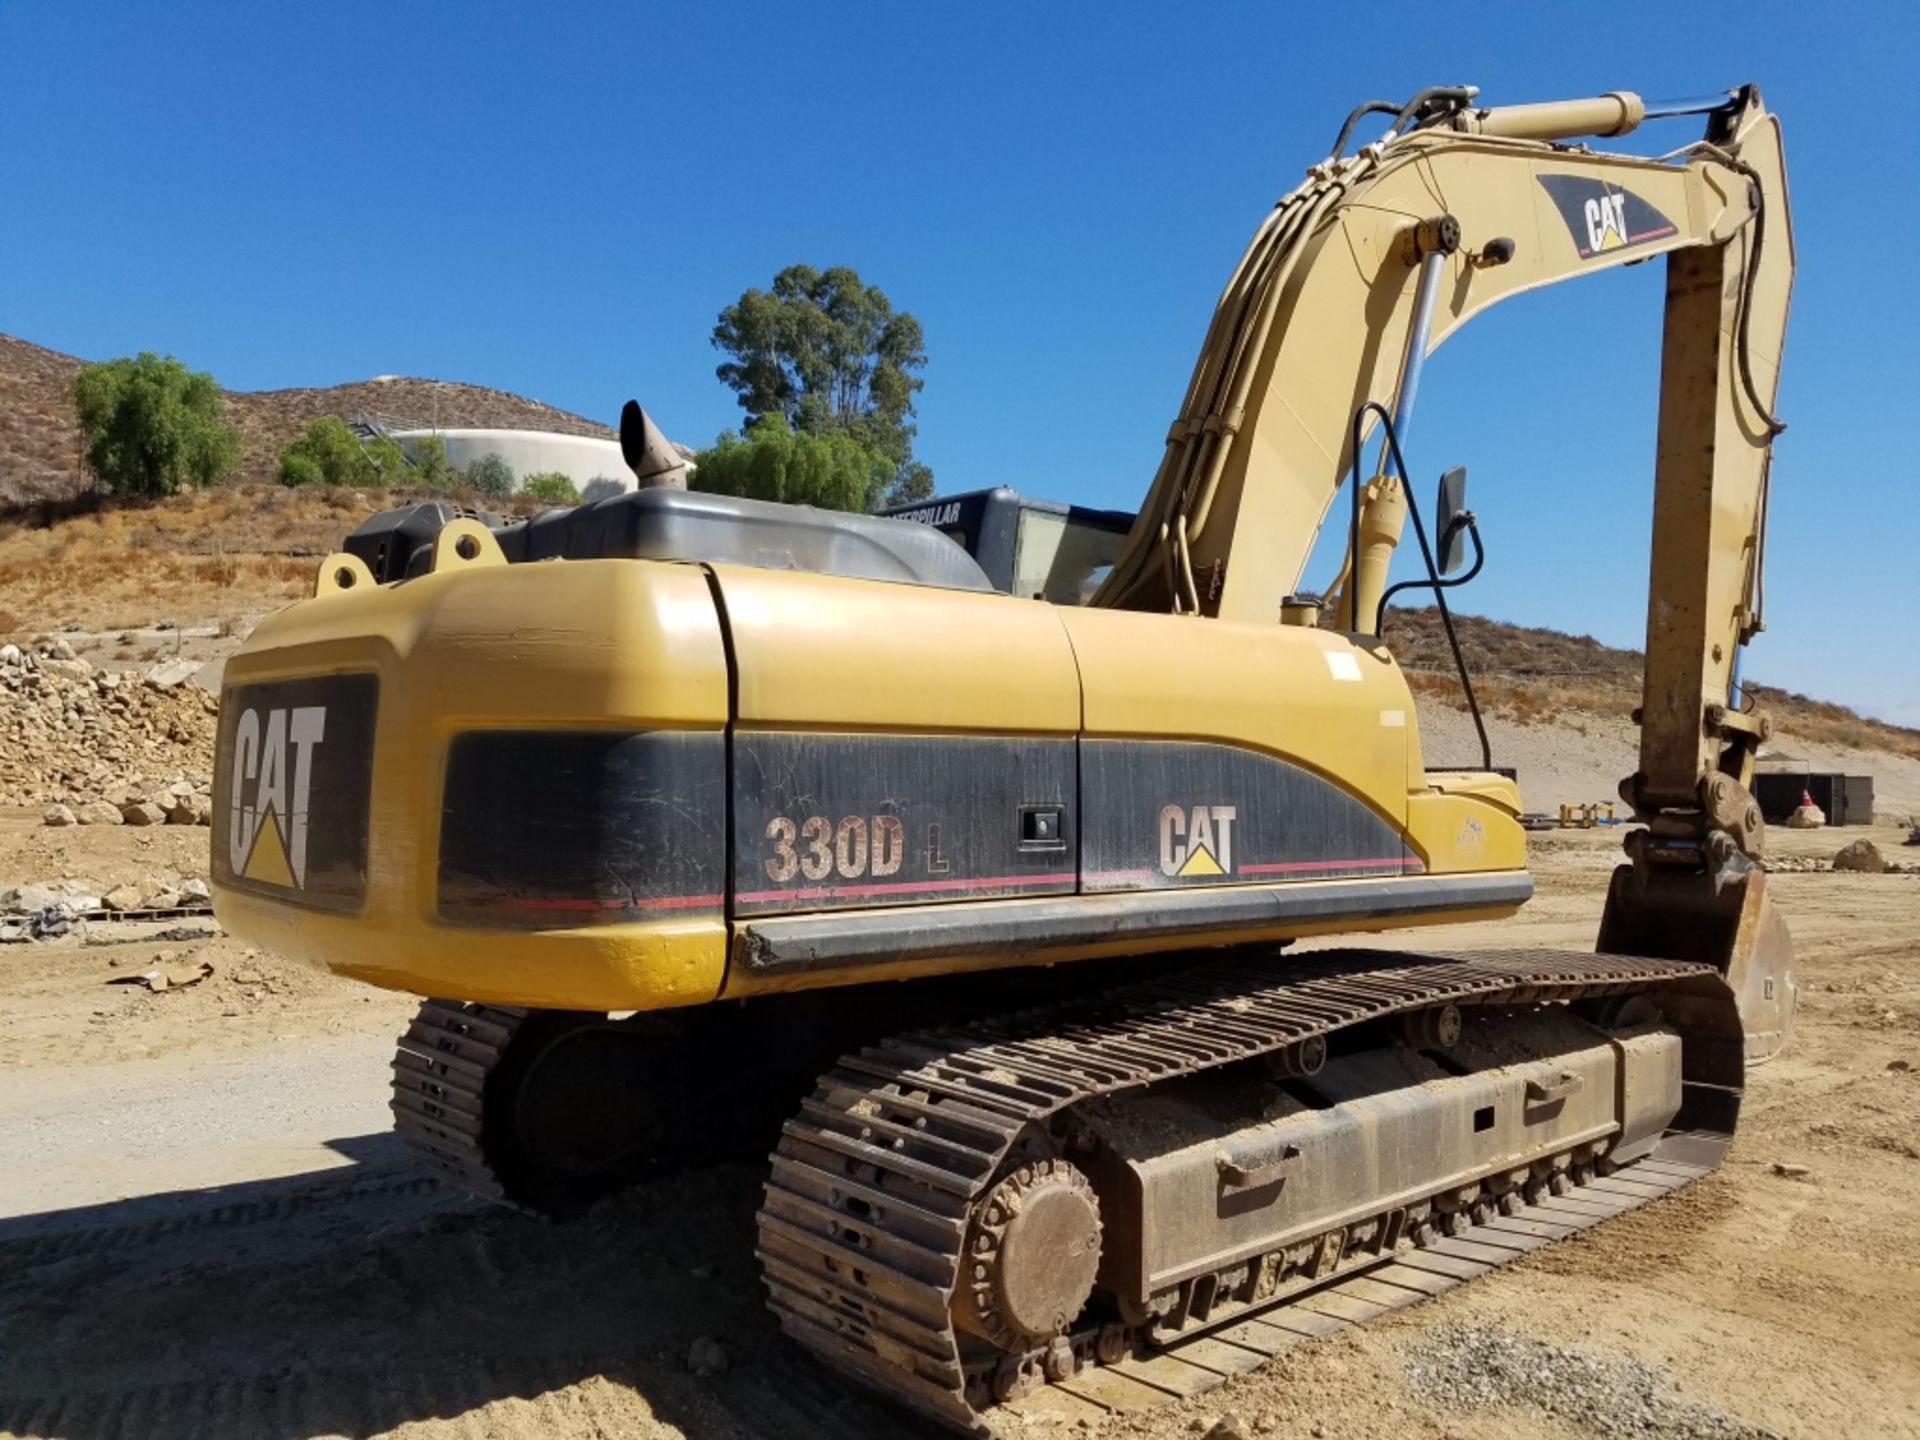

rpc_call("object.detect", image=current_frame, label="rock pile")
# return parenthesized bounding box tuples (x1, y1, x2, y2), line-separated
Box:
(1401, 1323, 1776, 1439)
(0, 639, 218, 812)
(0, 876, 213, 941)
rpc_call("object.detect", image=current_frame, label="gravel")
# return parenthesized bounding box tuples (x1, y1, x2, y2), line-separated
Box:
(1400, 1324, 1779, 1439)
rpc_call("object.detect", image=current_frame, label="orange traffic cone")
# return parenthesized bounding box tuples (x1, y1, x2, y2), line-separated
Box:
(1789, 788, 1826, 829)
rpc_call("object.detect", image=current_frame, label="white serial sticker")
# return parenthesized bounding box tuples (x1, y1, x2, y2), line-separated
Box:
(1324, 650, 1362, 682)
(1380, 709, 1406, 727)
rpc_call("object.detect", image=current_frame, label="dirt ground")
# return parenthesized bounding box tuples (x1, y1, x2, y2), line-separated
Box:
(1, 818, 1917, 1440)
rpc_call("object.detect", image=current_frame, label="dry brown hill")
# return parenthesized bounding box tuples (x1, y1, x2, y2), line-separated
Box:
(1381, 605, 1920, 762)
(0, 480, 1912, 770)
(0, 332, 613, 507)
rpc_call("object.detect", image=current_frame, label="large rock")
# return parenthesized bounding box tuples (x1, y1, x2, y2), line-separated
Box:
(1832, 839, 1887, 874)
(76, 800, 123, 825)
(43, 804, 77, 827)
(102, 884, 142, 912)
(0, 643, 21, 666)
(1, 885, 61, 915)
(40, 657, 93, 683)
(121, 800, 168, 827)
(145, 659, 202, 690)
(166, 795, 213, 826)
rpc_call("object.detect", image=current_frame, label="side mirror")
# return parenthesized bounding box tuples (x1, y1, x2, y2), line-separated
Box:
(1436, 466, 1470, 575)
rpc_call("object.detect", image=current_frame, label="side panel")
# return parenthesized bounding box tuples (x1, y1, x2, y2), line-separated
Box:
(1081, 739, 1415, 889)
(1062, 606, 1416, 835)
(733, 733, 1076, 913)
(439, 730, 726, 925)
(214, 559, 736, 1011)
(710, 565, 1082, 734)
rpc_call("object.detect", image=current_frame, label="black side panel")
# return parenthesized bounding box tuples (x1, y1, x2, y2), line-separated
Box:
(438, 731, 726, 926)
(1080, 739, 1414, 890)
(734, 733, 1076, 914)
(213, 673, 378, 913)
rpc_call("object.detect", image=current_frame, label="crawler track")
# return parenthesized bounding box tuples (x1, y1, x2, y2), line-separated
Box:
(389, 998, 527, 1205)
(756, 947, 1731, 1434)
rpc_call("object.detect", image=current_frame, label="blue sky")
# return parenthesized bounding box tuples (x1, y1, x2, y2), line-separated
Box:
(2, 2, 1914, 724)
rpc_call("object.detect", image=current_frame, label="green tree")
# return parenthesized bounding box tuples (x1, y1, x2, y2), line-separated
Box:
(70, 352, 241, 498)
(275, 417, 411, 488)
(692, 415, 894, 512)
(711, 264, 932, 504)
(409, 434, 454, 488)
(465, 452, 515, 500)
(522, 471, 580, 505)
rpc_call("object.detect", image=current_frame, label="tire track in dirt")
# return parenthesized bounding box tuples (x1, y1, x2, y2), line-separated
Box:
(0, 1159, 938, 1440)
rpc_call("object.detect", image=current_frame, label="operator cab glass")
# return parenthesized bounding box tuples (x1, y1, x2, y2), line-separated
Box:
(880, 485, 1134, 605)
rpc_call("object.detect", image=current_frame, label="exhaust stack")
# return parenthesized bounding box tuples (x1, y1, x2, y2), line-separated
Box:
(619, 400, 689, 490)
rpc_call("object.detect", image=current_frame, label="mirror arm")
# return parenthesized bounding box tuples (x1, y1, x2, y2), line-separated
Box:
(1376, 517, 1482, 628)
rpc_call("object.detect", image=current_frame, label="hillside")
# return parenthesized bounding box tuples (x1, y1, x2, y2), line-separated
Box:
(0, 332, 614, 507)
(1, 482, 1914, 793)
(1381, 606, 1920, 763)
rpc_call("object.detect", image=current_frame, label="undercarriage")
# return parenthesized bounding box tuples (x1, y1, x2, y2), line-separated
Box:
(392, 943, 1740, 1434)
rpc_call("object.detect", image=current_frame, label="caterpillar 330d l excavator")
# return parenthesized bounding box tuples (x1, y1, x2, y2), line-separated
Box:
(213, 83, 1795, 1431)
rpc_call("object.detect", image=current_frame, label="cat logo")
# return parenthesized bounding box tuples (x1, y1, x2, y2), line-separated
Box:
(1536, 174, 1677, 261)
(1159, 803, 1237, 878)
(227, 705, 327, 888)
(1583, 191, 1629, 253)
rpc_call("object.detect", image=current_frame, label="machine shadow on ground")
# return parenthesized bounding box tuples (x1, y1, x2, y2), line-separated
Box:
(0, 1138, 942, 1440)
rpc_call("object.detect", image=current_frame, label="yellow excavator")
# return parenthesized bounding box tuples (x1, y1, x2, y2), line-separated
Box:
(212, 83, 1795, 1431)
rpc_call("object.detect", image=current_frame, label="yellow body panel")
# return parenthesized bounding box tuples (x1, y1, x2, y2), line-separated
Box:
(214, 558, 735, 1009)
(1059, 608, 1414, 831)
(715, 565, 1081, 733)
(215, 551, 1526, 1011)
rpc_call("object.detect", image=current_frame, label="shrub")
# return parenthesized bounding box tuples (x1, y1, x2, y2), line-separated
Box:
(365, 436, 412, 487)
(522, 471, 580, 505)
(409, 434, 454, 488)
(277, 451, 324, 487)
(465, 452, 515, 500)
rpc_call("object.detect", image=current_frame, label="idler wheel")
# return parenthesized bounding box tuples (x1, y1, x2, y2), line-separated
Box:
(1402, 1003, 1463, 1051)
(955, 1158, 1103, 1351)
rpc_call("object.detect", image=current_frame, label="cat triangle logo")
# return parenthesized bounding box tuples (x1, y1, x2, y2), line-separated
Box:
(242, 809, 297, 888)
(1176, 843, 1225, 877)
(1159, 803, 1237, 878)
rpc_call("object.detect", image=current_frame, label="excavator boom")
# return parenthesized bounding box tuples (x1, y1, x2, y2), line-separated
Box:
(1097, 85, 1792, 849)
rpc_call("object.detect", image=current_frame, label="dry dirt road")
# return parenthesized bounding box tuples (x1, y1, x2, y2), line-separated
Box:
(1, 819, 1917, 1440)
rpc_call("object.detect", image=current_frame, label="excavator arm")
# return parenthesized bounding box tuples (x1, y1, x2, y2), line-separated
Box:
(1096, 84, 1796, 1062)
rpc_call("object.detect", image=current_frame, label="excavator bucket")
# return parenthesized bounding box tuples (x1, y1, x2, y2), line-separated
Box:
(1598, 863, 1798, 1066)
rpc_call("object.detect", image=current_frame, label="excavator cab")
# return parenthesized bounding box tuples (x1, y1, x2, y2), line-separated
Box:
(881, 485, 1137, 603)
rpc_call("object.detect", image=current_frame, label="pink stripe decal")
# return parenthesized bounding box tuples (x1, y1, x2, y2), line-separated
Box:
(737, 871, 1076, 905)
(472, 893, 725, 913)
(1238, 857, 1409, 876)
